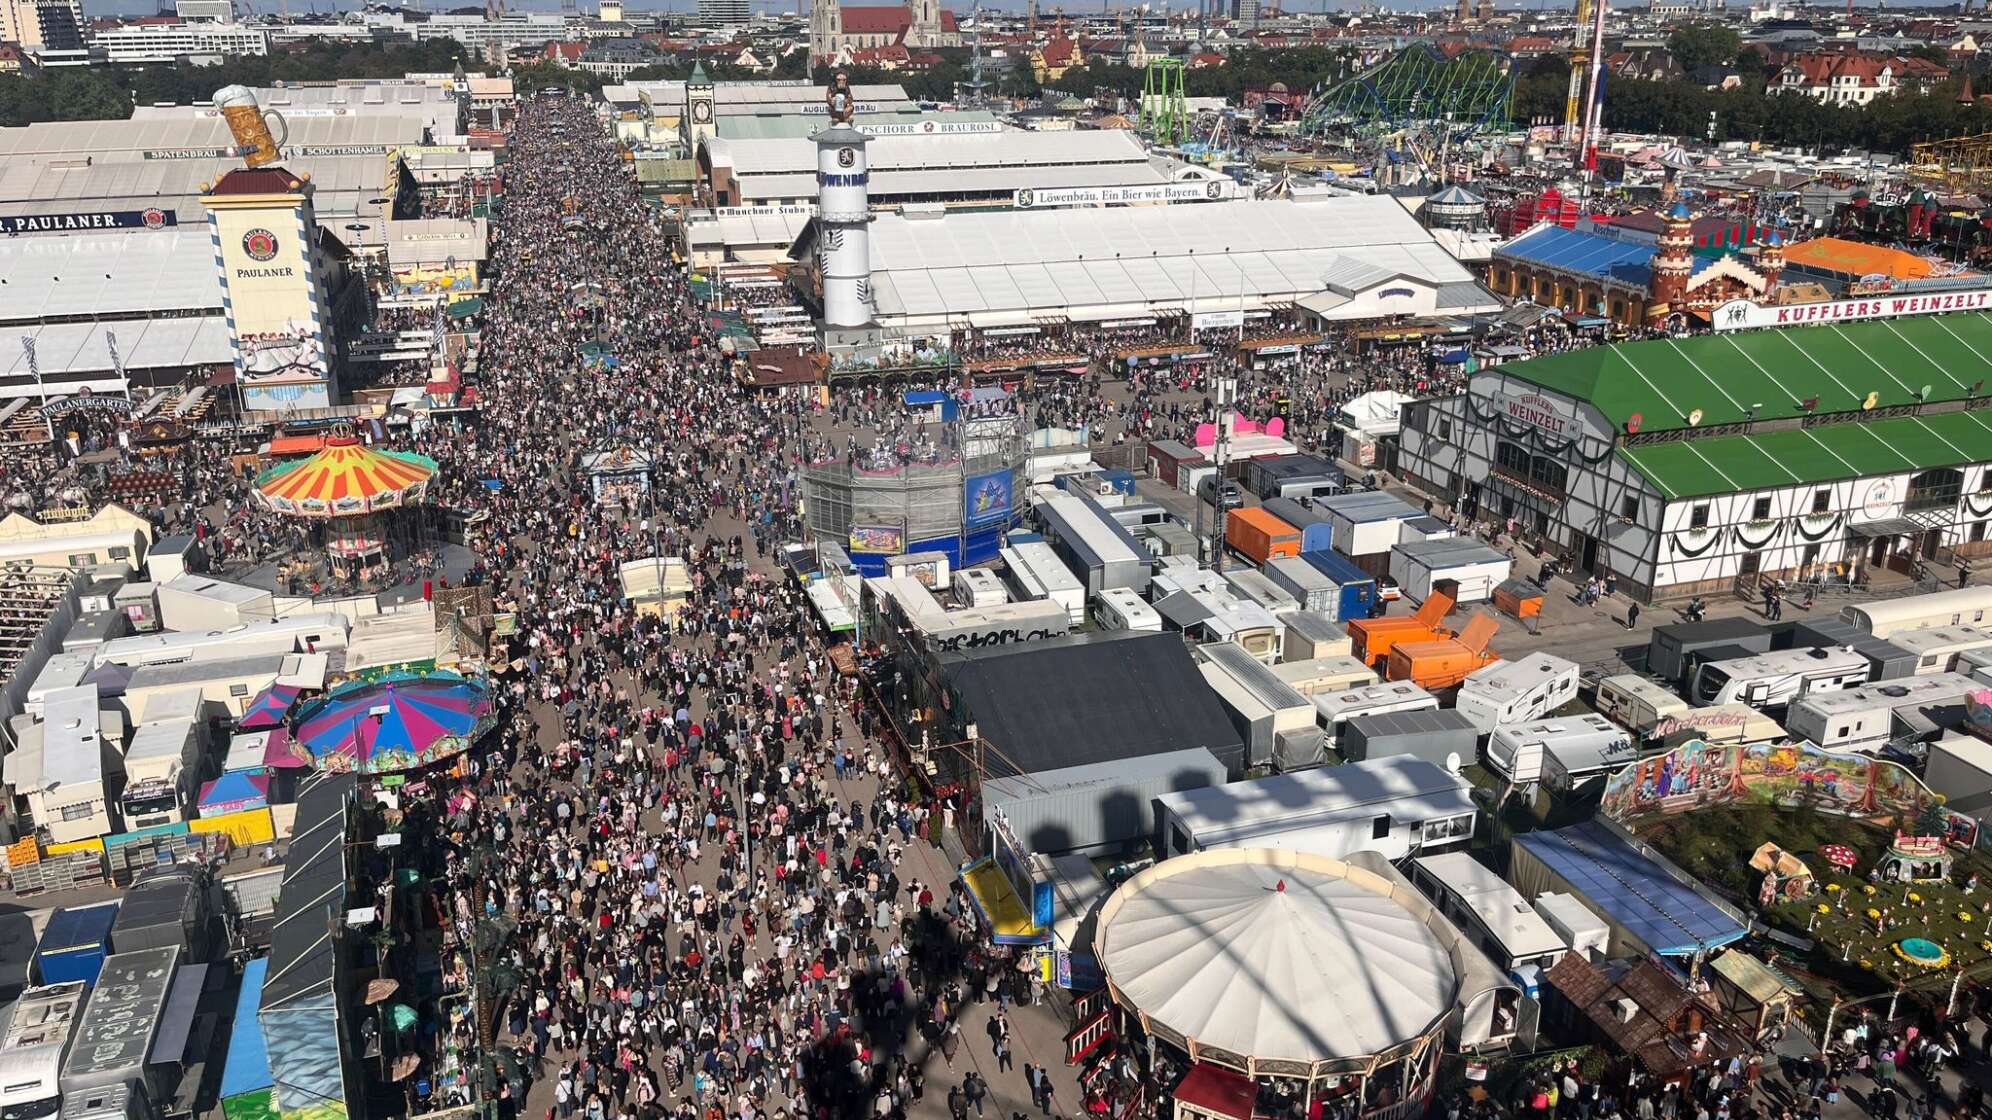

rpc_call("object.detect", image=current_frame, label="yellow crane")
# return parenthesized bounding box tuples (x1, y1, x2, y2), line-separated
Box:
(1565, 0, 1592, 143)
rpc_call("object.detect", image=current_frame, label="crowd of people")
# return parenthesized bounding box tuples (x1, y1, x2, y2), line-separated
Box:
(343, 96, 1094, 1120)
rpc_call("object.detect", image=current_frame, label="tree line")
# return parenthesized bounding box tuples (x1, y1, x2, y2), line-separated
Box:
(0, 39, 470, 128)
(9, 34, 1992, 157)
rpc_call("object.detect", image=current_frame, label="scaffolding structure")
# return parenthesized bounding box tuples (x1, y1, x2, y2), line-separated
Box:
(801, 411, 1028, 567)
(0, 565, 87, 749)
(1300, 45, 1514, 178)
(1909, 132, 1992, 193)
(1141, 57, 1190, 147)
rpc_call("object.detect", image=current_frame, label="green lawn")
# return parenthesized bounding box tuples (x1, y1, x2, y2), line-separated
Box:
(1640, 807, 1992, 1006)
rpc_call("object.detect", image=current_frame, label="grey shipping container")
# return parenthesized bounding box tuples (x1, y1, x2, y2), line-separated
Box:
(1647, 618, 1773, 684)
(1341, 708, 1480, 771)
(981, 746, 1227, 855)
(1263, 555, 1339, 615)
(1243, 454, 1340, 500)
(59, 945, 179, 1098)
(110, 867, 212, 963)
(1785, 619, 1918, 681)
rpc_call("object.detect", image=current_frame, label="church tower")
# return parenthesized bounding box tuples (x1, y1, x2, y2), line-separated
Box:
(685, 60, 715, 151)
(909, 0, 939, 45)
(810, 0, 843, 62)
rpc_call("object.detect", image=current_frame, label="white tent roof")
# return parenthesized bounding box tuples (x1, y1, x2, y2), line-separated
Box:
(0, 229, 224, 320)
(1096, 847, 1456, 1065)
(855, 195, 1479, 324)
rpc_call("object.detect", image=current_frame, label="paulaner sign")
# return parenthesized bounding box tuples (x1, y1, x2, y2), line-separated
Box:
(1714, 290, 1992, 332)
(1, 209, 176, 234)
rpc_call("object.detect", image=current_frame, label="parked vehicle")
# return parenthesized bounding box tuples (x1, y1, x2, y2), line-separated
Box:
(1688, 647, 1870, 709)
(1485, 714, 1636, 789)
(1454, 652, 1580, 735)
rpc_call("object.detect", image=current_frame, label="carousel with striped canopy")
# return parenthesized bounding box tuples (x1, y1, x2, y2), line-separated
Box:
(253, 424, 437, 573)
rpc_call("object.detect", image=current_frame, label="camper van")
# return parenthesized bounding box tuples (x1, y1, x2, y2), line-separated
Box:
(1092, 587, 1160, 632)
(1784, 673, 1979, 755)
(1454, 652, 1580, 735)
(1312, 680, 1438, 751)
(1595, 675, 1692, 738)
(1887, 625, 1992, 676)
(1689, 647, 1869, 709)
(1485, 715, 1636, 789)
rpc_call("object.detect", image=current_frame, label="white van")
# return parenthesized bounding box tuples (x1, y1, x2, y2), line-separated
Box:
(1595, 674, 1692, 738)
(1688, 647, 1869, 709)
(1092, 587, 1161, 632)
(1485, 714, 1635, 788)
(1454, 652, 1580, 735)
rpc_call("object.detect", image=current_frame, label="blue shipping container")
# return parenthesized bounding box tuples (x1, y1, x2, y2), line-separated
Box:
(1301, 549, 1379, 622)
(34, 902, 119, 987)
(1260, 497, 1336, 555)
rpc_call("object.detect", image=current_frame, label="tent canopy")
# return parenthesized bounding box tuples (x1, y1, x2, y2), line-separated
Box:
(1095, 847, 1455, 1067)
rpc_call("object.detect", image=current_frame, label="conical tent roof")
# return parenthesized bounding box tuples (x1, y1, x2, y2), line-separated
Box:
(254, 434, 436, 516)
(1096, 848, 1455, 1066)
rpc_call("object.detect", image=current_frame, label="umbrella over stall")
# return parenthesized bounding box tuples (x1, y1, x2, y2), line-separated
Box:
(289, 674, 495, 775)
(238, 684, 301, 731)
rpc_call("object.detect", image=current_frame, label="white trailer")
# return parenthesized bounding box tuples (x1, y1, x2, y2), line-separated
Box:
(1153, 756, 1477, 862)
(1222, 568, 1300, 615)
(1594, 674, 1692, 738)
(1485, 714, 1635, 789)
(92, 613, 349, 669)
(0, 982, 87, 1120)
(998, 542, 1086, 625)
(1312, 680, 1438, 751)
(1092, 587, 1160, 632)
(153, 576, 273, 634)
(1389, 537, 1513, 605)
(1887, 625, 1992, 676)
(955, 568, 1009, 609)
(1840, 586, 1992, 638)
(1688, 647, 1870, 709)
(1198, 642, 1317, 764)
(1272, 655, 1375, 696)
(1783, 672, 1979, 754)
(1454, 652, 1580, 734)
(118, 711, 205, 831)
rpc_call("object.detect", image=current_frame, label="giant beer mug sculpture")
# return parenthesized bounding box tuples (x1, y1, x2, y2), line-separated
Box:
(214, 85, 288, 167)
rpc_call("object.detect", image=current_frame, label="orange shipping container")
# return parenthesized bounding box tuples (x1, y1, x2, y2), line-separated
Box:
(1386, 614, 1500, 688)
(1348, 591, 1454, 668)
(1225, 507, 1302, 565)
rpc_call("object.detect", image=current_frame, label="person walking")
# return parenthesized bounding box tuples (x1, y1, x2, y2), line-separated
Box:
(964, 1072, 988, 1118)
(1626, 601, 1640, 631)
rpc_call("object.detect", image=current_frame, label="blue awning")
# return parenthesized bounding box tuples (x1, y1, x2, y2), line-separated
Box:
(220, 957, 274, 1100)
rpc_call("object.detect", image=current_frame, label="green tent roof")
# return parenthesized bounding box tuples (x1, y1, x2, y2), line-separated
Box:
(1621, 407, 1992, 499)
(1497, 310, 1992, 433)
